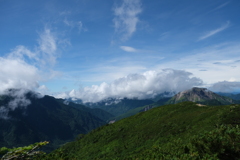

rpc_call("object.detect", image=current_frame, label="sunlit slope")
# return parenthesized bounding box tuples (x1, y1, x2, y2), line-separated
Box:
(41, 102, 240, 159)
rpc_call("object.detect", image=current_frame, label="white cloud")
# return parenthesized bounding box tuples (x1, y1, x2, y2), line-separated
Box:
(120, 46, 137, 52)
(212, 2, 230, 12)
(39, 29, 57, 54)
(113, 0, 142, 41)
(78, 21, 83, 31)
(198, 21, 230, 40)
(60, 69, 203, 103)
(54, 92, 69, 99)
(63, 18, 75, 27)
(155, 42, 240, 85)
(0, 89, 34, 119)
(0, 57, 40, 94)
(38, 28, 57, 66)
(210, 81, 240, 93)
(228, 78, 237, 82)
(63, 18, 86, 32)
(8, 45, 38, 61)
(0, 27, 60, 119)
(0, 27, 60, 94)
(36, 85, 49, 95)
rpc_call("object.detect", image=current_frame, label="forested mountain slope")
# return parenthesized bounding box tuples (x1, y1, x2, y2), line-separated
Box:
(39, 102, 240, 159)
(0, 90, 107, 152)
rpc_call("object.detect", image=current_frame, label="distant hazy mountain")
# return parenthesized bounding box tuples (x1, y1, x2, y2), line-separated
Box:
(217, 92, 240, 100)
(0, 89, 108, 152)
(67, 93, 173, 119)
(59, 100, 114, 121)
(167, 87, 236, 105)
(150, 92, 175, 102)
(113, 97, 171, 121)
(84, 98, 154, 116)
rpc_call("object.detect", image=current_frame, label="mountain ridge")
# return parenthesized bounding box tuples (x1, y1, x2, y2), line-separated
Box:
(0, 90, 109, 152)
(167, 87, 236, 105)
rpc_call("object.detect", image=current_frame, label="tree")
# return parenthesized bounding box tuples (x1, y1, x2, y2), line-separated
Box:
(0, 141, 49, 160)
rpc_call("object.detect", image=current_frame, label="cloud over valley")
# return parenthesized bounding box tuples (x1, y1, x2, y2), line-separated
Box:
(57, 69, 203, 103)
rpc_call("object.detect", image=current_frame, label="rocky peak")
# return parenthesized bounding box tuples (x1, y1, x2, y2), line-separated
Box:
(168, 87, 235, 105)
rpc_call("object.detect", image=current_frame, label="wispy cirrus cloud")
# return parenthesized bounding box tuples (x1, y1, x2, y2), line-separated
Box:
(212, 2, 230, 12)
(120, 46, 138, 52)
(155, 42, 240, 85)
(63, 18, 86, 32)
(198, 21, 230, 41)
(38, 28, 58, 66)
(113, 0, 142, 41)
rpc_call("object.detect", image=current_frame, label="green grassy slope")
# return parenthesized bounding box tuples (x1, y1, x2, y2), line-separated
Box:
(39, 102, 240, 159)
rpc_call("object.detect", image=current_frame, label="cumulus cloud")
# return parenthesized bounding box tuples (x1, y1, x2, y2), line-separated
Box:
(36, 85, 50, 96)
(58, 69, 203, 103)
(210, 81, 240, 93)
(120, 46, 138, 52)
(113, 0, 142, 41)
(0, 28, 59, 94)
(0, 56, 40, 94)
(198, 21, 230, 41)
(0, 27, 60, 119)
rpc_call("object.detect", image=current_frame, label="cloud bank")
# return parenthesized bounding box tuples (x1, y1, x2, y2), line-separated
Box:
(113, 0, 142, 41)
(57, 69, 203, 103)
(209, 81, 240, 93)
(0, 51, 40, 94)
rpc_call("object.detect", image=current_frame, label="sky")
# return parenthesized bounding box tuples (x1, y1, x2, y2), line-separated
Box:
(1, 0, 240, 102)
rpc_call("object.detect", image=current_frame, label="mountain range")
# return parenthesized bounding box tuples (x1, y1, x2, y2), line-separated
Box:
(84, 98, 155, 117)
(1, 87, 240, 158)
(0, 89, 113, 152)
(217, 92, 240, 100)
(65, 87, 239, 122)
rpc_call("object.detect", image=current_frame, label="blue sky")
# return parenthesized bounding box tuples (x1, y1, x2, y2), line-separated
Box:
(1, 0, 240, 102)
